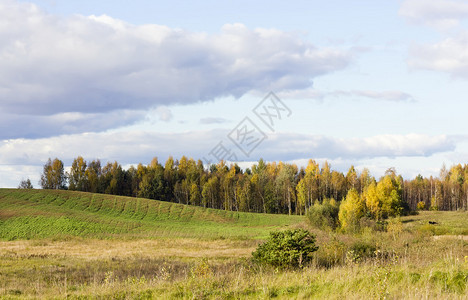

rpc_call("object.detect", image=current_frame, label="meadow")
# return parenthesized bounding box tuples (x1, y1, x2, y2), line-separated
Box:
(0, 189, 467, 299)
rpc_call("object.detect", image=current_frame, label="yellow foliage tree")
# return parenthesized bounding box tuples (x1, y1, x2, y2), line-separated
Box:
(364, 182, 381, 220)
(339, 189, 364, 232)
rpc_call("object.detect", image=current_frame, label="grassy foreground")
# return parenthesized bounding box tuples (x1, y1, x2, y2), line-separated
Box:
(0, 189, 467, 299)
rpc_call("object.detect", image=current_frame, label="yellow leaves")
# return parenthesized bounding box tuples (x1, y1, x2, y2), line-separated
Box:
(296, 179, 307, 213)
(149, 157, 159, 169)
(305, 159, 319, 176)
(339, 189, 364, 233)
(364, 182, 380, 220)
(363, 175, 403, 220)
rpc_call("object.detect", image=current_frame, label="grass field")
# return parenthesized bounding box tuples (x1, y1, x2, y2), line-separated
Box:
(0, 189, 302, 240)
(0, 189, 467, 299)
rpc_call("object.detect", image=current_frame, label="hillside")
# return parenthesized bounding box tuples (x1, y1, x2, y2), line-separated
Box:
(0, 189, 303, 240)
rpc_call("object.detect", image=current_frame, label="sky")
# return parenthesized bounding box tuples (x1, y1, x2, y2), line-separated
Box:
(1, 0, 468, 187)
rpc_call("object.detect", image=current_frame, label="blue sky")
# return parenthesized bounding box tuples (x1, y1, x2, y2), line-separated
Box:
(1, 0, 468, 187)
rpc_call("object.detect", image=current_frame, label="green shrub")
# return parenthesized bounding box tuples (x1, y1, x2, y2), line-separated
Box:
(252, 229, 319, 268)
(346, 241, 377, 263)
(351, 241, 376, 257)
(307, 199, 339, 230)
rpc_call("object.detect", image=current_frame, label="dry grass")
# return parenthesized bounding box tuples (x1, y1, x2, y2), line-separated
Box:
(0, 238, 258, 260)
(1, 225, 467, 299)
(433, 235, 468, 241)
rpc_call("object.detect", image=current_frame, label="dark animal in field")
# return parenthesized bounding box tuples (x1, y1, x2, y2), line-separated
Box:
(428, 221, 438, 225)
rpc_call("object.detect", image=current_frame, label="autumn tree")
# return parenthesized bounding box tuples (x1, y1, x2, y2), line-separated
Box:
(320, 161, 332, 200)
(190, 183, 201, 206)
(84, 159, 102, 193)
(202, 176, 219, 208)
(251, 159, 273, 213)
(339, 188, 364, 232)
(331, 170, 346, 202)
(377, 173, 403, 218)
(37, 155, 468, 216)
(296, 160, 320, 214)
(276, 162, 297, 215)
(363, 182, 380, 220)
(346, 165, 359, 191)
(359, 168, 374, 194)
(68, 156, 87, 191)
(237, 174, 251, 212)
(40, 158, 67, 190)
(164, 156, 177, 201)
(18, 178, 33, 189)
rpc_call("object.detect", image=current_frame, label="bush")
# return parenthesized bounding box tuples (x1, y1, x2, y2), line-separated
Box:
(346, 241, 377, 263)
(252, 229, 319, 268)
(307, 199, 339, 230)
(417, 201, 426, 210)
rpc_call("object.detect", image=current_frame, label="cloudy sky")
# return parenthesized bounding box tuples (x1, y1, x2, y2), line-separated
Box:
(1, 0, 468, 187)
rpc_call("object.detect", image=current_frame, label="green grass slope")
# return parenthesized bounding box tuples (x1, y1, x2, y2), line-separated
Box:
(0, 189, 303, 240)
(401, 210, 468, 235)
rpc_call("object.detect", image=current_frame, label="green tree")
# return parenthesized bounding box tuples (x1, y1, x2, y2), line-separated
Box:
(138, 158, 165, 200)
(102, 161, 125, 195)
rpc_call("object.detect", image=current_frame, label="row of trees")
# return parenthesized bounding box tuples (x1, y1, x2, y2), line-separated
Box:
(37, 156, 468, 216)
(403, 164, 468, 211)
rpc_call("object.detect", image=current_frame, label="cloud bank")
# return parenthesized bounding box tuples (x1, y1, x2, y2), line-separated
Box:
(400, 0, 468, 79)
(0, 131, 454, 167)
(399, 0, 468, 29)
(0, 0, 351, 138)
(409, 33, 468, 78)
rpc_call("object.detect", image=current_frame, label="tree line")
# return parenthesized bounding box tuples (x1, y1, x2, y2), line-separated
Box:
(36, 156, 468, 218)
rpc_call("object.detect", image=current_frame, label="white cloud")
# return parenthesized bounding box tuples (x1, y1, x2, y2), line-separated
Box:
(399, 0, 468, 29)
(0, 130, 456, 187)
(409, 32, 468, 77)
(0, 130, 454, 166)
(339, 90, 415, 102)
(200, 117, 229, 124)
(277, 89, 415, 102)
(155, 106, 173, 122)
(401, 1, 468, 78)
(262, 133, 454, 161)
(0, 1, 351, 138)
